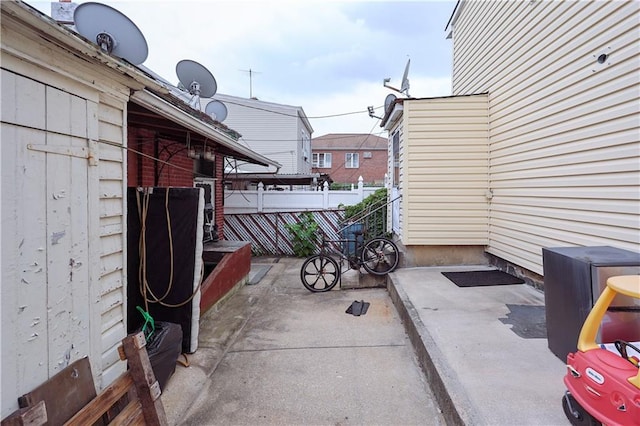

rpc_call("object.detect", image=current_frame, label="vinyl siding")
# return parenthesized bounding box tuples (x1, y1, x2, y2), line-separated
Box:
(402, 95, 489, 245)
(451, 0, 640, 274)
(210, 94, 310, 174)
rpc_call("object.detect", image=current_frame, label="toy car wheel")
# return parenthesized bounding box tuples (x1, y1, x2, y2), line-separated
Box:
(562, 393, 601, 426)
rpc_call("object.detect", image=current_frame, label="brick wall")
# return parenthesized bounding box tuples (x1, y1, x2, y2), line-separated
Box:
(127, 127, 224, 238)
(313, 149, 387, 185)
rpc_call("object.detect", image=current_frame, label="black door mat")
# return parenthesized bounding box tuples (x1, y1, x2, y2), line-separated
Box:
(442, 270, 524, 287)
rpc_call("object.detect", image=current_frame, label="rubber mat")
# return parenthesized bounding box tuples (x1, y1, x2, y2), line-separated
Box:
(346, 300, 370, 316)
(442, 270, 524, 287)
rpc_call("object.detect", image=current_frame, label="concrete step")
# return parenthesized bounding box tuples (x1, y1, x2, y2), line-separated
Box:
(340, 267, 388, 290)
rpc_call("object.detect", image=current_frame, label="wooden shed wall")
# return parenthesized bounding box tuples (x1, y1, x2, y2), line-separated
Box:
(1, 22, 129, 416)
(96, 93, 128, 386)
(451, 0, 640, 274)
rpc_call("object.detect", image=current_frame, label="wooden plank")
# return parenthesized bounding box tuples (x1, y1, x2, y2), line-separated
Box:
(17, 357, 96, 426)
(15, 126, 50, 398)
(109, 400, 144, 426)
(63, 373, 133, 426)
(1, 401, 47, 426)
(121, 333, 168, 426)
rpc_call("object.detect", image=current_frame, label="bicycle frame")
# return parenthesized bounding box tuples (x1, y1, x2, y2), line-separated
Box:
(299, 226, 400, 293)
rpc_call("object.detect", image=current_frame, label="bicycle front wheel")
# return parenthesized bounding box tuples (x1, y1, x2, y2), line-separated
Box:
(361, 237, 399, 275)
(300, 255, 340, 292)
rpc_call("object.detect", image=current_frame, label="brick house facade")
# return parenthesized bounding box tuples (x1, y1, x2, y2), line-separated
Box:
(311, 133, 387, 186)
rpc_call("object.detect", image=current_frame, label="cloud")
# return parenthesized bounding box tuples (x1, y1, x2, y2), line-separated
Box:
(30, 0, 456, 136)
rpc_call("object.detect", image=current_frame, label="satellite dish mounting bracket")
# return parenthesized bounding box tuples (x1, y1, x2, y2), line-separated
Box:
(96, 32, 116, 53)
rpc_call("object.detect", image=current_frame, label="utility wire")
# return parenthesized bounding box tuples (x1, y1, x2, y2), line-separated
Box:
(220, 98, 384, 119)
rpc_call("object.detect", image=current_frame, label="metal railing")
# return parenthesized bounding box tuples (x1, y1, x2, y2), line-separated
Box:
(338, 194, 401, 241)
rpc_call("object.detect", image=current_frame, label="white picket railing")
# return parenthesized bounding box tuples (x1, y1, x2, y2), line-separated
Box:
(224, 176, 383, 214)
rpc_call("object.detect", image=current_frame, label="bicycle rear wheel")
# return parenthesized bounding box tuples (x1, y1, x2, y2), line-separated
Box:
(361, 237, 399, 275)
(300, 254, 340, 292)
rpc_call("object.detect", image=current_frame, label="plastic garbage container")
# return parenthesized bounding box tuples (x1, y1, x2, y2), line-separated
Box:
(341, 222, 364, 258)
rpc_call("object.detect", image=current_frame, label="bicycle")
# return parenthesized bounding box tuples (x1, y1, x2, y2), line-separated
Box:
(299, 224, 400, 293)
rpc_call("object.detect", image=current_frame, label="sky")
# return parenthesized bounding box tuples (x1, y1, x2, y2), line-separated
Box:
(31, 0, 456, 138)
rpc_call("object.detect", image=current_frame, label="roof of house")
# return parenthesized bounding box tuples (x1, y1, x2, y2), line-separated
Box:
(311, 133, 387, 150)
(212, 93, 314, 134)
(226, 172, 332, 186)
(5, 0, 281, 169)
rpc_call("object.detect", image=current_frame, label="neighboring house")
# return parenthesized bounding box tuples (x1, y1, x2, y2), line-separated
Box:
(203, 93, 314, 176)
(0, 0, 279, 418)
(383, 0, 639, 281)
(311, 133, 388, 186)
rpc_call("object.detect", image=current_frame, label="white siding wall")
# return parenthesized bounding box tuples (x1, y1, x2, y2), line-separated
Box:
(209, 94, 304, 174)
(402, 95, 489, 245)
(452, 0, 640, 274)
(97, 94, 128, 386)
(1, 23, 129, 416)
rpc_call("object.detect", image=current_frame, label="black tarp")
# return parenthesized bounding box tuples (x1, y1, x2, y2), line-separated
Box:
(127, 187, 201, 353)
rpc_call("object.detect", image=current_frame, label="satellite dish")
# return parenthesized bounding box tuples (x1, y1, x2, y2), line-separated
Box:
(176, 60, 217, 98)
(400, 58, 410, 96)
(74, 2, 148, 65)
(205, 100, 228, 122)
(384, 94, 397, 113)
(383, 57, 411, 97)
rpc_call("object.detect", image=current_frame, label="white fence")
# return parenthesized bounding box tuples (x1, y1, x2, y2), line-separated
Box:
(225, 177, 383, 214)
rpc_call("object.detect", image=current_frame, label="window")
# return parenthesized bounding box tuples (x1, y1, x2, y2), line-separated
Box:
(345, 152, 359, 168)
(301, 131, 310, 161)
(312, 153, 332, 168)
(392, 131, 400, 187)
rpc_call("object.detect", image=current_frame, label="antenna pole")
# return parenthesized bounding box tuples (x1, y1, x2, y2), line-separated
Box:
(240, 68, 261, 98)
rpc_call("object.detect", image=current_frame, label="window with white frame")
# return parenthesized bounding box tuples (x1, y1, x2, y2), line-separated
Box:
(312, 153, 332, 168)
(345, 152, 359, 168)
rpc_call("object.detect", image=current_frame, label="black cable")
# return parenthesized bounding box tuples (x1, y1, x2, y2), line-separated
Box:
(220, 98, 383, 119)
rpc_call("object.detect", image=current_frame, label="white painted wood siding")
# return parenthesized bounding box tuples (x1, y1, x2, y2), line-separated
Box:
(451, 0, 640, 274)
(97, 93, 128, 386)
(1, 69, 102, 416)
(402, 95, 489, 245)
(1, 49, 128, 418)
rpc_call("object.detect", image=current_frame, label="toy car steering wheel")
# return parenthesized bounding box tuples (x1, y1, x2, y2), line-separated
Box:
(614, 340, 640, 367)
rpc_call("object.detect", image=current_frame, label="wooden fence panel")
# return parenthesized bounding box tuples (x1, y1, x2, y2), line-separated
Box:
(224, 210, 345, 256)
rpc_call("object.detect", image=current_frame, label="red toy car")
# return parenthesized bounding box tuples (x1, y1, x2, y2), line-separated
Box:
(563, 275, 640, 425)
